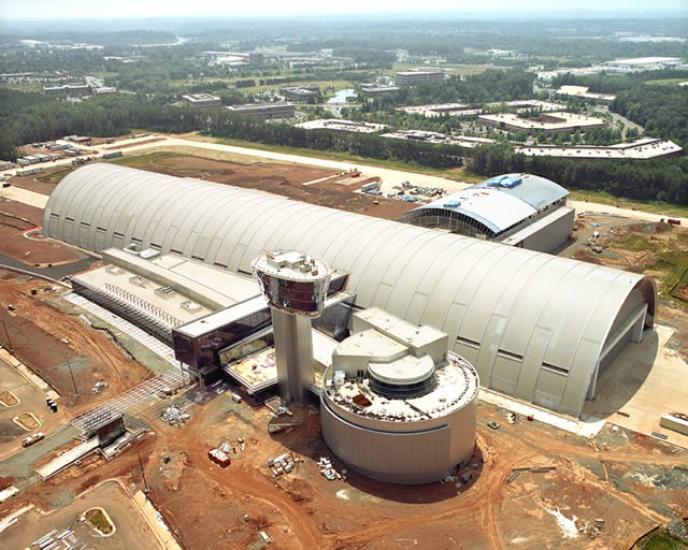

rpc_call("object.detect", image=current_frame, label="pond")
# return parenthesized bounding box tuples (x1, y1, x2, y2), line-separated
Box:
(328, 88, 357, 105)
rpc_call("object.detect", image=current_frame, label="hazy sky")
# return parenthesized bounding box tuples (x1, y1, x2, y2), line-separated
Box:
(1, 0, 686, 21)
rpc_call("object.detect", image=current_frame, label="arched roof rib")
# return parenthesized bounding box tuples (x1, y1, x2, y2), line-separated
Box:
(44, 164, 656, 417)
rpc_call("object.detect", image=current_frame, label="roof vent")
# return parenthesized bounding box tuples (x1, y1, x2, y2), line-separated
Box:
(486, 175, 522, 189)
(444, 199, 461, 208)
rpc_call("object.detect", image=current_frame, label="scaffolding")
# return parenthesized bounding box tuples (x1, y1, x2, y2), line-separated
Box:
(71, 369, 190, 435)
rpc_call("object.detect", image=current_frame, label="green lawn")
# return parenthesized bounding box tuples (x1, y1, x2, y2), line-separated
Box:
(568, 189, 688, 219)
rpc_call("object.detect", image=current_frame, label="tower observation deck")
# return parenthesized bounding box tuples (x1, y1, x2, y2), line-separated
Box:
(252, 250, 332, 404)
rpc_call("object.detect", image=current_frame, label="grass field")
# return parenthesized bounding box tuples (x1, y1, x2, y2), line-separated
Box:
(610, 227, 688, 302)
(37, 168, 72, 185)
(84, 507, 114, 535)
(569, 189, 688, 219)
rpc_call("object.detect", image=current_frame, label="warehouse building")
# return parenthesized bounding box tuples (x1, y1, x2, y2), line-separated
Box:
(43, 83, 90, 95)
(321, 307, 478, 484)
(479, 112, 605, 134)
(395, 69, 446, 86)
(226, 102, 295, 120)
(44, 164, 656, 418)
(400, 173, 574, 252)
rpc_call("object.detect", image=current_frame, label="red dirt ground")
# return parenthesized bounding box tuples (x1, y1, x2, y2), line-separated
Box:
(0, 199, 85, 266)
(3, 393, 685, 550)
(121, 153, 415, 220)
(0, 271, 151, 411)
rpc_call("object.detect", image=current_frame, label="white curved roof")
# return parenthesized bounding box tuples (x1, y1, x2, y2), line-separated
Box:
(411, 173, 569, 234)
(44, 164, 655, 417)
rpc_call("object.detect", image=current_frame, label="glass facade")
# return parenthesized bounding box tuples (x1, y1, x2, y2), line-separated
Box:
(173, 308, 272, 369)
(256, 273, 329, 317)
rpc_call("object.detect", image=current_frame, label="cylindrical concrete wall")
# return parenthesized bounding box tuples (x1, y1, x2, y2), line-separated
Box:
(320, 390, 477, 484)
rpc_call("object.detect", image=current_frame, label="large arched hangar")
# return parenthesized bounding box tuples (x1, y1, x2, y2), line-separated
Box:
(44, 164, 656, 418)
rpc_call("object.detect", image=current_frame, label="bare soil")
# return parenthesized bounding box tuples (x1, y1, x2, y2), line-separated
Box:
(4, 393, 686, 550)
(118, 153, 415, 220)
(0, 199, 85, 266)
(0, 271, 151, 411)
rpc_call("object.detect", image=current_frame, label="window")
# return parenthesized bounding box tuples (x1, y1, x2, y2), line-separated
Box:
(456, 335, 480, 349)
(542, 362, 568, 376)
(497, 349, 523, 361)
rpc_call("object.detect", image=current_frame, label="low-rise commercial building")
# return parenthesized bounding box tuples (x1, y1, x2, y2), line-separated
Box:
(92, 86, 118, 95)
(602, 56, 683, 72)
(359, 83, 401, 97)
(226, 102, 295, 120)
(517, 137, 683, 161)
(479, 111, 605, 133)
(381, 130, 495, 149)
(297, 119, 386, 134)
(280, 85, 320, 101)
(400, 103, 482, 118)
(487, 99, 565, 113)
(395, 68, 446, 86)
(43, 83, 90, 95)
(181, 93, 222, 108)
(556, 85, 616, 104)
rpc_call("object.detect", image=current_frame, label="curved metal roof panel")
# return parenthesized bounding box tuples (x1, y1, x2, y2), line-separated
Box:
(44, 164, 655, 417)
(413, 173, 569, 232)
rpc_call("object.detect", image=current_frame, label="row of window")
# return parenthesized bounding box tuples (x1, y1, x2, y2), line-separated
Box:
(455, 335, 568, 376)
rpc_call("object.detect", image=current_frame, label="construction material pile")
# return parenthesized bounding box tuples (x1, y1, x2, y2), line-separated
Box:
(161, 405, 191, 426)
(268, 452, 295, 476)
(317, 456, 345, 481)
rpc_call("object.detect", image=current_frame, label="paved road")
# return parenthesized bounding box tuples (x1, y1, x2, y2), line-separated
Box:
(0, 185, 48, 209)
(3, 134, 687, 226)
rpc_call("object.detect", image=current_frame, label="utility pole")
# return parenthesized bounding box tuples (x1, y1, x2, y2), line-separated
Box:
(1, 319, 14, 353)
(66, 359, 79, 399)
(138, 450, 149, 494)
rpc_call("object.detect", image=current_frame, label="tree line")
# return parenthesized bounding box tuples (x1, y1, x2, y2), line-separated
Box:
(1, 88, 686, 206)
(470, 143, 688, 205)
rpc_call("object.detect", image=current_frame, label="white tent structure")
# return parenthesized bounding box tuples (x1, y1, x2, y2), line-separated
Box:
(44, 164, 656, 417)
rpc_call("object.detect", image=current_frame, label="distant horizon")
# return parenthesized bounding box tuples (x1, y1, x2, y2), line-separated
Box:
(1, 0, 687, 23)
